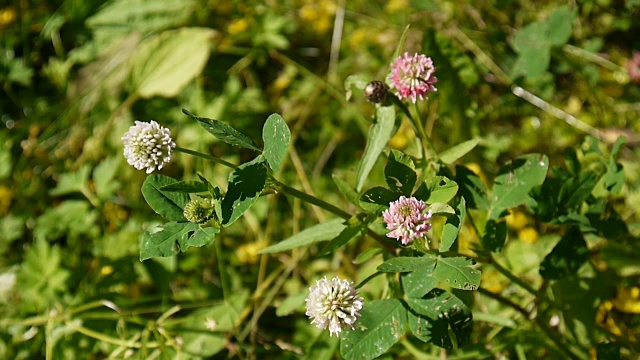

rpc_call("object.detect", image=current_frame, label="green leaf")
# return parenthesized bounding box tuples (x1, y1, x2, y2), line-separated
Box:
(178, 226, 219, 251)
(402, 267, 438, 298)
(558, 172, 598, 209)
(141, 175, 189, 222)
(488, 154, 549, 219)
(455, 165, 489, 210)
(130, 27, 214, 98)
(344, 74, 369, 101)
(423, 176, 459, 204)
(93, 157, 121, 200)
(183, 109, 261, 151)
(319, 215, 370, 256)
(406, 289, 472, 349)
(377, 256, 436, 273)
(140, 222, 200, 260)
(276, 292, 307, 317)
(260, 218, 346, 253)
(482, 219, 507, 253)
(540, 226, 588, 280)
(160, 180, 209, 193)
(340, 299, 407, 360)
(333, 174, 362, 209)
(439, 138, 480, 164)
(359, 186, 398, 214)
(354, 248, 383, 265)
(356, 105, 396, 192)
(262, 113, 291, 173)
(428, 202, 455, 215)
(385, 150, 417, 196)
(440, 198, 466, 252)
(221, 156, 268, 226)
(546, 5, 575, 46)
(49, 165, 91, 196)
(432, 255, 480, 291)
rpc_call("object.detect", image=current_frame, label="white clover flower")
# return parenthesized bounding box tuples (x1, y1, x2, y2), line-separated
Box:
(122, 120, 176, 173)
(305, 276, 364, 337)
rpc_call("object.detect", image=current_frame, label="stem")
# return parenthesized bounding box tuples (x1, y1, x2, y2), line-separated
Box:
(214, 239, 235, 332)
(174, 147, 236, 169)
(273, 179, 351, 219)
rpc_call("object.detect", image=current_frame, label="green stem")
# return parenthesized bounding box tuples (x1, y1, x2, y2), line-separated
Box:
(214, 239, 235, 331)
(174, 147, 236, 169)
(273, 179, 351, 219)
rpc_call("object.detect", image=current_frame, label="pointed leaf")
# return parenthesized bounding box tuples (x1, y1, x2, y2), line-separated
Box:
(333, 174, 362, 209)
(540, 226, 588, 280)
(419, 176, 459, 204)
(406, 289, 472, 349)
(377, 256, 436, 273)
(141, 175, 189, 221)
(356, 105, 396, 191)
(402, 267, 438, 298)
(455, 165, 489, 210)
(179, 226, 219, 251)
(385, 150, 417, 196)
(160, 180, 209, 193)
(439, 138, 480, 164)
(260, 218, 346, 253)
(344, 74, 369, 101)
(183, 109, 261, 151)
(489, 154, 548, 219)
(140, 222, 200, 260)
(319, 215, 370, 256)
(359, 186, 398, 214)
(433, 255, 480, 291)
(262, 113, 290, 173)
(482, 219, 507, 253)
(340, 299, 407, 360)
(440, 197, 466, 252)
(221, 156, 268, 226)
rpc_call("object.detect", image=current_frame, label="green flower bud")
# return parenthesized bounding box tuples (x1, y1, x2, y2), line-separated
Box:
(183, 198, 215, 224)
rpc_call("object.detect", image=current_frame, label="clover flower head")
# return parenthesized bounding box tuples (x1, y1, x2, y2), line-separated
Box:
(388, 52, 438, 103)
(305, 276, 364, 337)
(383, 196, 432, 245)
(183, 197, 215, 224)
(122, 120, 176, 173)
(364, 80, 389, 104)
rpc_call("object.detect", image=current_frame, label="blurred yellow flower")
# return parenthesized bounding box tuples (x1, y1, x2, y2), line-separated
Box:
(518, 227, 539, 244)
(299, 0, 336, 34)
(506, 210, 528, 230)
(0, 186, 12, 216)
(385, 0, 408, 13)
(612, 286, 640, 314)
(0, 7, 16, 29)
(236, 241, 267, 264)
(227, 19, 249, 35)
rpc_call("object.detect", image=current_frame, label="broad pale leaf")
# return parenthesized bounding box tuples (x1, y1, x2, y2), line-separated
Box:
(131, 27, 214, 98)
(260, 218, 346, 253)
(356, 105, 395, 192)
(402, 267, 438, 298)
(340, 299, 407, 360)
(178, 226, 219, 251)
(439, 138, 480, 164)
(332, 174, 362, 209)
(319, 215, 370, 255)
(262, 113, 291, 173)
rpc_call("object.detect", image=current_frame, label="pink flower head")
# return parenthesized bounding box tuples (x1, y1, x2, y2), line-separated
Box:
(628, 51, 640, 83)
(388, 52, 438, 103)
(383, 196, 432, 245)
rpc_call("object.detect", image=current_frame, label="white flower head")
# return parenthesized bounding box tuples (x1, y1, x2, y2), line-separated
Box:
(122, 120, 176, 173)
(305, 276, 364, 337)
